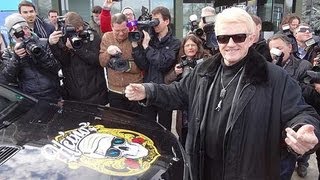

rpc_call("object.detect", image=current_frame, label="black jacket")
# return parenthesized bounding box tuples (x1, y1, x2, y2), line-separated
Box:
(49, 29, 108, 105)
(2, 37, 61, 100)
(142, 48, 320, 180)
(253, 37, 273, 62)
(132, 29, 180, 84)
(284, 55, 320, 120)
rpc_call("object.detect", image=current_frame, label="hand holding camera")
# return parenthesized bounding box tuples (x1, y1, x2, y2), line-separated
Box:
(107, 45, 122, 55)
(49, 31, 63, 45)
(107, 45, 130, 72)
(14, 42, 27, 58)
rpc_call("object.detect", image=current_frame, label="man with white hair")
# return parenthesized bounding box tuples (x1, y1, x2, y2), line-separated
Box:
(124, 7, 320, 180)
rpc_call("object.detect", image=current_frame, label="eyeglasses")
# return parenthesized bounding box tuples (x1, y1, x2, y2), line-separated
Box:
(216, 34, 247, 44)
(298, 27, 311, 33)
(184, 44, 197, 48)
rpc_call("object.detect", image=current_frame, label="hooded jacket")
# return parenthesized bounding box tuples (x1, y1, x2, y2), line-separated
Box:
(142, 47, 320, 180)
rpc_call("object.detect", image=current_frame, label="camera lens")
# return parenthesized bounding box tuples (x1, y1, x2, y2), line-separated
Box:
(128, 31, 143, 42)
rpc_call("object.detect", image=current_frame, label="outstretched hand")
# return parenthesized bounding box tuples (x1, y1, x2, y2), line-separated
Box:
(285, 124, 318, 155)
(125, 83, 146, 101)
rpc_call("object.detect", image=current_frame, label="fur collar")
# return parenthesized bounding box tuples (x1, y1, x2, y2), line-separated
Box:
(197, 47, 269, 85)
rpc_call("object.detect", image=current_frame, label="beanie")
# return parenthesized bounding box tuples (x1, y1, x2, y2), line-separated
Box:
(4, 13, 28, 36)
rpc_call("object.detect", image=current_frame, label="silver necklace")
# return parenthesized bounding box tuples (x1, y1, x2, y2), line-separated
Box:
(215, 66, 244, 111)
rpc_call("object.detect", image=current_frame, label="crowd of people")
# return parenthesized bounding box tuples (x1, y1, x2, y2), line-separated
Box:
(0, 0, 320, 179)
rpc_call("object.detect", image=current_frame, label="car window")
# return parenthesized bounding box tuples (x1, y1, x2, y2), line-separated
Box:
(0, 85, 36, 129)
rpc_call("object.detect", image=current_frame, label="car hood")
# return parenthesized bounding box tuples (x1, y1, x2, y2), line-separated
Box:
(0, 100, 187, 179)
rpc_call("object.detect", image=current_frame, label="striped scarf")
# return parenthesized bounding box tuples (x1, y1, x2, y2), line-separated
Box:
(34, 16, 49, 38)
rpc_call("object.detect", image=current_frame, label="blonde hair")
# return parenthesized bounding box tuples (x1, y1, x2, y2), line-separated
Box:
(215, 7, 255, 35)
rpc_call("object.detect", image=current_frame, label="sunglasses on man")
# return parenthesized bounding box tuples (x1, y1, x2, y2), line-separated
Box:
(216, 34, 247, 44)
(298, 27, 311, 33)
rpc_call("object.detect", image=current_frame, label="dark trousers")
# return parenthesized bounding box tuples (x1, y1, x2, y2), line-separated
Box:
(280, 153, 296, 180)
(142, 105, 172, 130)
(108, 91, 142, 113)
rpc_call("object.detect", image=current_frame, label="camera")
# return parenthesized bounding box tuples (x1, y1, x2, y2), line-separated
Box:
(107, 52, 130, 72)
(270, 48, 284, 66)
(188, 14, 204, 37)
(57, 16, 94, 49)
(304, 52, 320, 84)
(127, 6, 159, 42)
(282, 24, 291, 35)
(177, 55, 198, 78)
(11, 24, 43, 57)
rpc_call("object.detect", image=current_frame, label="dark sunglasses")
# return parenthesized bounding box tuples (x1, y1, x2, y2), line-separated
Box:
(216, 34, 247, 44)
(298, 27, 311, 33)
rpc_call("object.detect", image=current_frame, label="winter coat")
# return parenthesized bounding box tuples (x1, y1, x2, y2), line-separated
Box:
(142, 47, 320, 180)
(89, 18, 102, 37)
(99, 32, 143, 94)
(2, 37, 61, 100)
(253, 37, 273, 62)
(49, 29, 108, 105)
(132, 29, 180, 84)
(284, 55, 320, 115)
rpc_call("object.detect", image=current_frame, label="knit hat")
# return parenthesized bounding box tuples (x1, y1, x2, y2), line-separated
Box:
(4, 13, 28, 36)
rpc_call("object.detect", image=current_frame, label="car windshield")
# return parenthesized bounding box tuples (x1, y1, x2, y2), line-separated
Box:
(0, 85, 36, 129)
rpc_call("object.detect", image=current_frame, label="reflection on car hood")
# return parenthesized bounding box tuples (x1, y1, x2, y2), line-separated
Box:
(0, 100, 186, 179)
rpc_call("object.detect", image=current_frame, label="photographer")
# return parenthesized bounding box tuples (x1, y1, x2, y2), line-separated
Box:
(293, 24, 320, 64)
(2, 13, 61, 101)
(268, 34, 320, 179)
(164, 34, 210, 146)
(276, 14, 300, 54)
(48, 12, 108, 105)
(99, 13, 143, 113)
(131, 6, 180, 130)
(197, 6, 218, 55)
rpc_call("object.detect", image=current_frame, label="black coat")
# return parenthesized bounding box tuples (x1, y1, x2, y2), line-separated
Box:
(253, 37, 273, 62)
(132, 29, 180, 84)
(49, 30, 108, 105)
(2, 38, 61, 100)
(143, 48, 320, 180)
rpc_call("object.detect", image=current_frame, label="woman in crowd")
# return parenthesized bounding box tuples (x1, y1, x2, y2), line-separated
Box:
(165, 34, 210, 146)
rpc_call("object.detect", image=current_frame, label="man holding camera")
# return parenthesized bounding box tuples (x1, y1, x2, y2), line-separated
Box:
(2, 13, 61, 101)
(99, 13, 143, 113)
(48, 12, 108, 105)
(131, 6, 180, 130)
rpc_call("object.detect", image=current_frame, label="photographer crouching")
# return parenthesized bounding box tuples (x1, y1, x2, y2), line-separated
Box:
(48, 12, 108, 105)
(2, 13, 61, 101)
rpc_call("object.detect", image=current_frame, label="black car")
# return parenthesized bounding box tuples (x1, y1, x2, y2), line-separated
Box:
(0, 84, 188, 179)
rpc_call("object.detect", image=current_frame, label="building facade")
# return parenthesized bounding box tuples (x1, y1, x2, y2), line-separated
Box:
(9, 0, 320, 38)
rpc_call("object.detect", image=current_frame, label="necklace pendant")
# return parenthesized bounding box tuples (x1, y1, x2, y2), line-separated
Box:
(220, 88, 226, 99)
(215, 99, 222, 111)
